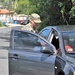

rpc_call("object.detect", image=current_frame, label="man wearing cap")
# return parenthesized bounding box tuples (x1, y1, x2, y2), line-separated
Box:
(21, 13, 41, 32)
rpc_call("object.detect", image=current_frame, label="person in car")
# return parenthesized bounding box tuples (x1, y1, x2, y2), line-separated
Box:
(21, 13, 42, 32)
(56, 39, 73, 55)
(64, 40, 73, 52)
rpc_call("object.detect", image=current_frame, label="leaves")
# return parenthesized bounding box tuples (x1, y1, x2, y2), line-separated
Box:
(11, 0, 75, 30)
(1, 0, 75, 29)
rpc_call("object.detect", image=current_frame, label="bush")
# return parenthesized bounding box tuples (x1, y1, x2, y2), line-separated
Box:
(0, 21, 3, 27)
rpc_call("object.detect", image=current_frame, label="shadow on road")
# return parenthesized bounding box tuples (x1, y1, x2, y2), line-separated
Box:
(0, 36, 10, 42)
(0, 46, 9, 50)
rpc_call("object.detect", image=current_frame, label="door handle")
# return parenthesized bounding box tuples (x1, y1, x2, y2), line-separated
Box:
(13, 54, 19, 59)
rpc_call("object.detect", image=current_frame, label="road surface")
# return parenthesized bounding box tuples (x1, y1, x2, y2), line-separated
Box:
(0, 27, 13, 75)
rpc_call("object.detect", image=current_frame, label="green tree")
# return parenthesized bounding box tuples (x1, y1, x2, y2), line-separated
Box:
(12, 0, 30, 14)
(7, 0, 75, 29)
(29, 0, 65, 30)
(29, 0, 75, 30)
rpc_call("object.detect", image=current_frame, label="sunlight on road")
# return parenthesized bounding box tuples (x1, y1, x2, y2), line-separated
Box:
(0, 50, 9, 75)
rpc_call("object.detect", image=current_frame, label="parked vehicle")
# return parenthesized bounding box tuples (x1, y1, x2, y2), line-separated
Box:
(21, 20, 30, 25)
(8, 26, 74, 75)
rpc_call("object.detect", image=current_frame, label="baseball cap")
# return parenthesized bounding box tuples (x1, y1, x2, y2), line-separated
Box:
(31, 13, 42, 23)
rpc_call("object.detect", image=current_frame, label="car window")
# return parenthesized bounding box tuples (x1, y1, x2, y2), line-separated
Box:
(50, 31, 60, 55)
(14, 31, 50, 52)
(62, 31, 75, 53)
(39, 29, 50, 39)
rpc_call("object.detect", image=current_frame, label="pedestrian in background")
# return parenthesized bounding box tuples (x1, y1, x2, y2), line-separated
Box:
(21, 13, 42, 32)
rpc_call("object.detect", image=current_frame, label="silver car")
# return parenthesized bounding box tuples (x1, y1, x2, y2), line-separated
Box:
(9, 27, 68, 75)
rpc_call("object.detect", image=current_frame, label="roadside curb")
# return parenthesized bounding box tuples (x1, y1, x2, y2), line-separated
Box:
(0, 26, 7, 29)
(6, 23, 23, 27)
(0, 24, 23, 29)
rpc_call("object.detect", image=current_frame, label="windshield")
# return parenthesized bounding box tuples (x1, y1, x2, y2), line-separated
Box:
(62, 31, 75, 53)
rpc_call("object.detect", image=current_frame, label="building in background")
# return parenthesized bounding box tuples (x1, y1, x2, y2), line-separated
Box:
(0, 9, 14, 24)
(0, 9, 28, 26)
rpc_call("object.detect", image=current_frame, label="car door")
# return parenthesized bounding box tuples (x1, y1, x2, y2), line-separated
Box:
(9, 30, 56, 75)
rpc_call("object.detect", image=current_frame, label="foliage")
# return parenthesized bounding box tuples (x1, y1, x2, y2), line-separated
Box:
(1, 0, 75, 30)
(10, 0, 75, 30)
(0, 21, 3, 27)
(29, 0, 65, 29)
(29, 0, 75, 30)
(70, 0, 75, 17)
(12, 0, 30, 14)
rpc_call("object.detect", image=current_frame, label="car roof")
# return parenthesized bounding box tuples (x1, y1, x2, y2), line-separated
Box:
(56, 25, 75, 31)
(12, 25, 75, 33)
(43, 25, 75, 32)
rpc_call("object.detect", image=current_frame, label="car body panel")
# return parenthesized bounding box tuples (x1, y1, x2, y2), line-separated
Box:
(9, 29, 56, 75)
(9, 49, 55, 75)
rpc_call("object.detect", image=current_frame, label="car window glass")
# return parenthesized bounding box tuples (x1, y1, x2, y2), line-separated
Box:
(14, 31, 50, 52)
(62, 31, 75, 53)
(39, 29, 50, 39)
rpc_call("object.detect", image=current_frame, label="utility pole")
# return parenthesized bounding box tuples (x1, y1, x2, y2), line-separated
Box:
(8, 0, 11, 23)
(8, 0, 10, 15)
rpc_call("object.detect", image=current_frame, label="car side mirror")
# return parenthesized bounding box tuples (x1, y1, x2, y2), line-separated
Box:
(41, 46, 54, 54)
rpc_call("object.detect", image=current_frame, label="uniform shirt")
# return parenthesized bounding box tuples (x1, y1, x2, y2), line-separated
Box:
(21, 23, 35, 32)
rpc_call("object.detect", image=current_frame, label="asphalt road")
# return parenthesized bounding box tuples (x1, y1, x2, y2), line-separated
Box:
(0, 27, 13, 75)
